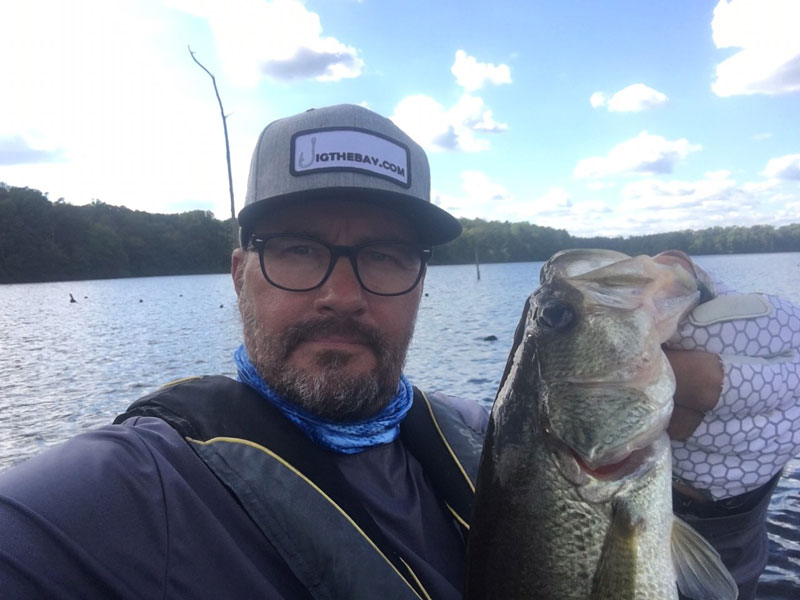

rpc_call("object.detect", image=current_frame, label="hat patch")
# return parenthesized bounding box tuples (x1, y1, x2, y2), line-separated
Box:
(291, 128, 410, 188)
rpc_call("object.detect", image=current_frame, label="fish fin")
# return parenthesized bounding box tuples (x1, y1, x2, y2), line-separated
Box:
(590, 500, 641, 600)
(671, 517, 738, 600)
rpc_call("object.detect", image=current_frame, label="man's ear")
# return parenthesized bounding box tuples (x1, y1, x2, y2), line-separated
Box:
(231, 248, 247, 296)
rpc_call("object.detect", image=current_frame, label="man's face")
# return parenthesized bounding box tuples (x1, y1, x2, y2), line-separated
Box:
(232, 199, 425, 421)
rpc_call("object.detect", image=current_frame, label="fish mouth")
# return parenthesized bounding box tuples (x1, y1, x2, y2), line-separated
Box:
(568, 445, 654, 481)
(552, 433, 669, 490)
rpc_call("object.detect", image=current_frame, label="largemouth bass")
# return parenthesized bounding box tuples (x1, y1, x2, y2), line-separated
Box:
(466, 249, 737, 600)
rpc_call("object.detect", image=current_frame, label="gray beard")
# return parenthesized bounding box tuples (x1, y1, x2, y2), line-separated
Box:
(238, 291, 414, 422)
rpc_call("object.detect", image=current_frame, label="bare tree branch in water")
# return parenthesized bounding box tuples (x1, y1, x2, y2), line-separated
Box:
(188, 45, 237, 249)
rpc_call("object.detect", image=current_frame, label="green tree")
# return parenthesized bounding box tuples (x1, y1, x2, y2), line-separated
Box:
(1, 185, 798, 283)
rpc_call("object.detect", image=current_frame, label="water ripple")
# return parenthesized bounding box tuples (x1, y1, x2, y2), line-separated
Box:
(1, 255, 799, 596)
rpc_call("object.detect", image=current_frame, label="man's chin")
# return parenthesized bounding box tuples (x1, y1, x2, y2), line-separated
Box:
(274, 367, 389, 422)
(293, 348, 376, 376)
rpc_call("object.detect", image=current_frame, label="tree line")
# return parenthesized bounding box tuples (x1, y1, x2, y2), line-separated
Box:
(1, 186, 233, 283)
(433, 218, 800, 264)
(1, 185, 798, 284)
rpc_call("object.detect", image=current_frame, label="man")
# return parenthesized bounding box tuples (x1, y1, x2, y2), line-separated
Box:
(0, 104, 486, 599)
(0, 104, 797, 599)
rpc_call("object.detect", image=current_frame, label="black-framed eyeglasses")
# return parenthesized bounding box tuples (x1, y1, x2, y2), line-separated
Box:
(248, 234, 432, 296)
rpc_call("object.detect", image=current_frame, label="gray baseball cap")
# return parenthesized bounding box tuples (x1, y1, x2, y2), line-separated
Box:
(238, 104, 462, 246)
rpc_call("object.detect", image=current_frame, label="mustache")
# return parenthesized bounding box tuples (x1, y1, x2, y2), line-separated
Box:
(279, 317, 388, 360)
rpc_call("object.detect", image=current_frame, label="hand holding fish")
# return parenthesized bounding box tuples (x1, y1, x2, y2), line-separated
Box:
(656, 251, 800, 501)
(664, 350, 723, 441)
(650, 251, 800, 599)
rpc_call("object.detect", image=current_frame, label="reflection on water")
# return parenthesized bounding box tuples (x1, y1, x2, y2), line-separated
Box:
(1, 253, 799, 595)
(762, 467, 800, 596)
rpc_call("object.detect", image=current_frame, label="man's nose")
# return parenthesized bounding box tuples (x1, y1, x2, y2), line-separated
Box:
(313, 256, 368, 315)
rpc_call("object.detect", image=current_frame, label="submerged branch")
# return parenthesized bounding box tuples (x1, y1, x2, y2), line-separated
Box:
(188, 45, 237, 249)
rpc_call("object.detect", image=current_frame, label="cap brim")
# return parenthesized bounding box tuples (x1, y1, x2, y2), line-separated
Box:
(238, 188, 462, 246)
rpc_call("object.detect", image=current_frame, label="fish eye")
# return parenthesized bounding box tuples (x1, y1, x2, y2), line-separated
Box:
(537, 300, 575, 331)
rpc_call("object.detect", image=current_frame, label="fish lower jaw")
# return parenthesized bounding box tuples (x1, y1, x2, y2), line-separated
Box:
(568, 444, 656, 482)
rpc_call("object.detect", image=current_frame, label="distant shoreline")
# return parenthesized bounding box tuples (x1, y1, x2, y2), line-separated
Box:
(2, 186, 798, 284)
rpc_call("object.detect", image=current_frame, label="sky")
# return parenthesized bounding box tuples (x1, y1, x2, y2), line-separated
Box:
(1, 0, 799, 238)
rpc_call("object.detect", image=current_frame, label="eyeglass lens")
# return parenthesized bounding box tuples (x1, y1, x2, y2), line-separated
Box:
(257, 236, 425, 295)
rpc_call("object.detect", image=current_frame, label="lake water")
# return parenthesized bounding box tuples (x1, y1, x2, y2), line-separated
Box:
(1, 252, 799, 595)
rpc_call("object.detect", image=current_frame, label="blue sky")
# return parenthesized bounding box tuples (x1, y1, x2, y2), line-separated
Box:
(1, 0, 799, 237)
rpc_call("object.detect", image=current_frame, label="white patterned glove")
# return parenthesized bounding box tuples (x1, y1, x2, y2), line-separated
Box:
(664, 262, 800, 500)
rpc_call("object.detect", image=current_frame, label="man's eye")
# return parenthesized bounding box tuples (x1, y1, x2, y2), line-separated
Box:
(366, 251, 390, 262)
(366, 250, 409, 267)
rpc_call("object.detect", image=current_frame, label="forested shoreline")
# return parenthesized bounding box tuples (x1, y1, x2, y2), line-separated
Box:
(1, 186, 233, 283)
(2, 185, 799, 284)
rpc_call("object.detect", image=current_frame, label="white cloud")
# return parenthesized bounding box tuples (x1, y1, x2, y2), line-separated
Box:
(439, 179, 617, 232)
(569, 166, 748, 238)
(451, 50, 512, 92)
(574, 132, 701, 178)
(602, 172, 799, 235)
(742, 179, 779, 194)
(609, 84, 668, 112)
(505, 186, 572, 220)
(621, 175, 737, 210)
(392, 94, 506, 153)
(539, 186, 572, 209)
(171, 0, 363, 86)
(450, 95, 508, 133)
(590, 84, 668, 111)
(541, 170, 800, 238)
(0, 0, 246, 218)
(763, 154, 800, 180)
(433, 171, 515, 220)
(704, 169, 732, 180)
(522, 192, 613, 236)
(571, 201, 613, 217)
(775, 202, 800, 226)
(712, 0, 800, 96)
(394, 51, 509, 153)
(585, 181, 617, 191)
(461, 171, 514, 205)
(0, 134, 64, 166)
(590, 92, 607, 108)
(437, 169, 798, 239)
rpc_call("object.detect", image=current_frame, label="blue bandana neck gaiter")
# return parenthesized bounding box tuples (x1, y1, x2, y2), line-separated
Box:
(234, 344, 413, 454)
